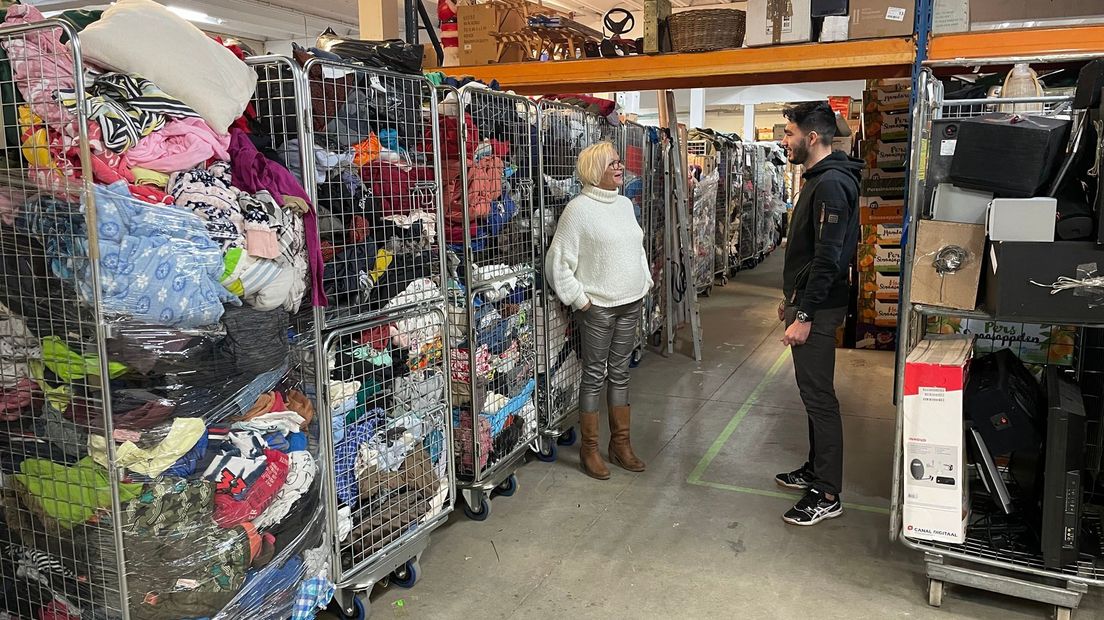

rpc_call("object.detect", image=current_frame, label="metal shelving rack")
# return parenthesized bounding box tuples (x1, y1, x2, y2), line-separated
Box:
(441, 85, 539, 521)
(891, 68, 1104, 619)
(296, 56, 455, 616)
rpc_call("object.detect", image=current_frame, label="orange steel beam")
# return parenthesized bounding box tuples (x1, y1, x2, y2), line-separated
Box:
(928, 25, 1104, 64)
(446, 37, 916, 95)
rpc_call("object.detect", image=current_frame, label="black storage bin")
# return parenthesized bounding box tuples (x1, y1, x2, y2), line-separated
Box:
(950, 113, 1071, 198)
(985, 241, 1104, 324)
(812, 0, 848, 16)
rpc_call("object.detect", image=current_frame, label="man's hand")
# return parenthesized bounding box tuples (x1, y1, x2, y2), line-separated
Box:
(777, 301, 785, 322)
(782, 320, 812, 347)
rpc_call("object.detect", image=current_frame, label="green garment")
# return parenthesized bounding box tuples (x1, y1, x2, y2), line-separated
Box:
(41, 335, 129, 381)
(424, 71, 445, 86)
(15, 456, 143, 527)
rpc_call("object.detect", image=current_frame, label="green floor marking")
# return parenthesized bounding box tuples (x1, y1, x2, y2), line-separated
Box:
(687, 347, 891, 516)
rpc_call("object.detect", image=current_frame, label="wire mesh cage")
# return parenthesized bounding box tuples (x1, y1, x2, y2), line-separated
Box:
(296, 55, 445, 330)
(0, 15, 331, 619)
(287, 52, 455, 604)
(690, 150, 719, 292)
(434, 85, 538, 512)
(714, 141, 731, 280)
(534, 99, 592, 440)
(643, 129, 668, 343)
(736, 144, 759, 268)
(621, 121, 649, 353)
(897, 87, 1104, 585)
(319, 309, 453, 589)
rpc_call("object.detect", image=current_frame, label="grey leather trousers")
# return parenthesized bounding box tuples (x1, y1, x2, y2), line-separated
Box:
(578, 300, 642, 413)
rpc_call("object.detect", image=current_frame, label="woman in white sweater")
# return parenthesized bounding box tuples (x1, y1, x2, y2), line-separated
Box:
(545, 141, 653, 480)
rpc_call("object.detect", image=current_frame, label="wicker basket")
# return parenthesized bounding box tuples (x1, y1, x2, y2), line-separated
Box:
(668, 9, 746, 53)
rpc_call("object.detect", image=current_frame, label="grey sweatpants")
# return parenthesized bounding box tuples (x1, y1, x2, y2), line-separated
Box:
(578, 300, 642, 413)
(784, 305, 848, 496)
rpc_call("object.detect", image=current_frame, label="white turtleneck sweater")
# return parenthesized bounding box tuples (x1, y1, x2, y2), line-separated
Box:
(545, 185, 653, 310)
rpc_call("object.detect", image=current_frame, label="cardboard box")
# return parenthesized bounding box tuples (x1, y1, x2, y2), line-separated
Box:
(902, 337, 973, 544)
(773, 123, 787, 141)
(746, 0, 813, 47)
(861, 87, 914, 113)
(859, 270, 901, 301)
(855, 323, 898, 350)
(849, 0, 914, 39)
(910, 220, 986, 311)
(858, 295, 899, 327)
(457, 1, 527, 65)
(932, 0, 969, 33)
(861, 139, 908, 170)
(862, 222, 903, 246)
(857, 243, 902, 273)
(971, 0, 1104, 27)
(862, 167, 906, 197)
(860, 196, 905, 224)
(864, 109, 910, 142)
(926, 316, 1077, 367)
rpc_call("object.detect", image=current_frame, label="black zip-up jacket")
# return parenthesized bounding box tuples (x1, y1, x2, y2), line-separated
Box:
(782, 151, 864, 318)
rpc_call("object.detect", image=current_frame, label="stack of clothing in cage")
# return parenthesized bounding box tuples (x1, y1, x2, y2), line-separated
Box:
(325, 317, 450, 566)
(272, 44, 443, 321)
(0, 2, 331, 619)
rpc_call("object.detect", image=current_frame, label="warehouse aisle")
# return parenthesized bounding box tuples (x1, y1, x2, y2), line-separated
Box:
(363, 251, 1101, 619)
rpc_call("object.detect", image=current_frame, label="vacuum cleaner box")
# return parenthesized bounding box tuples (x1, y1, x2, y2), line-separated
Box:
(903, 337, 973, 544)
(745, 0, 813, 47)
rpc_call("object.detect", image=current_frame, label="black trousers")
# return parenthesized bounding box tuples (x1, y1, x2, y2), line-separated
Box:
(784, 305, 847, 496)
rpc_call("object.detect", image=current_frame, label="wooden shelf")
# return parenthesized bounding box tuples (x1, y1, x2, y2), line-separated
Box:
(928, 25, 1104, 65)
(445, 37, 916, 95)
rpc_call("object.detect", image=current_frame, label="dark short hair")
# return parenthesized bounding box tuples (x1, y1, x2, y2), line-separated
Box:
(782, 101, 837, 146)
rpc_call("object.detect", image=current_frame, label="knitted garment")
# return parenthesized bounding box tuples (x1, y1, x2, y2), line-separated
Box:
(544, 186, 652, 310)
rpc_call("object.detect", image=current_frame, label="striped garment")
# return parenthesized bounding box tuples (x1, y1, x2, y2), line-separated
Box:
(57, 72, 202, 152)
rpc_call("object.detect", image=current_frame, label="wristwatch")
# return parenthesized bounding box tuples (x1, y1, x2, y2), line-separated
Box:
(796, 310, 812, 324)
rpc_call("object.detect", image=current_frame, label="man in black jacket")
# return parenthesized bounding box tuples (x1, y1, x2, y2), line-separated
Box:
(775, 101, 863, 526)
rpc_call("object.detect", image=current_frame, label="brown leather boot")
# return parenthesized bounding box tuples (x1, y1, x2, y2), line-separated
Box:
(608, 405, 645, 472)
(579, 412, 610, 480)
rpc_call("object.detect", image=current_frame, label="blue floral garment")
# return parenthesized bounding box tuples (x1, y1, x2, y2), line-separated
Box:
(85, 182, 239, 327)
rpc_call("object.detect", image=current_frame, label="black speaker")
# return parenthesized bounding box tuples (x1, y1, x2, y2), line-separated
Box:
(1073, 59, 1104, 111)
(922, 119, 960, 216)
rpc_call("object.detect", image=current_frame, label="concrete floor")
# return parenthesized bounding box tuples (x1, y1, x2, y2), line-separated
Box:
(361, 251, 1104, 619)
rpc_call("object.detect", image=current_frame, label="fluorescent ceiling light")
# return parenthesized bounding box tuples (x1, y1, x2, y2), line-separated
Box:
(167, 6, 224, 25)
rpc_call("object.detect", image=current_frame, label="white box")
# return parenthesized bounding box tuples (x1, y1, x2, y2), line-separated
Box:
(987, 197, 1057, 242)
(745, 0, 813, 47)
(820, 15, 850, 42)
(932, 183, 993, 225)
(903, 337, 973, 544)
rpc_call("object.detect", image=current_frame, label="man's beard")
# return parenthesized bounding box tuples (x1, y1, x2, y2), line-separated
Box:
(788, 142, 808, 165)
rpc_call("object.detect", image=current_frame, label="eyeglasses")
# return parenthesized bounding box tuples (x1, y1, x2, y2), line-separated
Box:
(608, 160, 624, 169)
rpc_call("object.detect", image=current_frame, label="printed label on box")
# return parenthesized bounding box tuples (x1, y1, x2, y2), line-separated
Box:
(925, 317, 1076, 366)
(862, 223, 903, 246)
(859, 271, 901, 301)
(886, 6, 908, 21)
(940, 139, 957, 156)
(858, 244, 902, 273)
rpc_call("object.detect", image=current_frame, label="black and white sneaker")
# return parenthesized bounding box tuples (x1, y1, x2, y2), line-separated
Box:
(775, 466, 813, 490)
(782, 489, 843, 526)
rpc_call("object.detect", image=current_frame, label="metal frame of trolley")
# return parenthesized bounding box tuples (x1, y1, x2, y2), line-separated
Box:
(295, 56, 455, 616)
(891, 67, 1104, 620)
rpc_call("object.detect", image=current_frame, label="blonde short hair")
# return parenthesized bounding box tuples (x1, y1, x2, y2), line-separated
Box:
(576, 141, 620, 188)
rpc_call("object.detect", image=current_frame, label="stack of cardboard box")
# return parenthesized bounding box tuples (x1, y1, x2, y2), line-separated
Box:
(855, 79, 908, 351)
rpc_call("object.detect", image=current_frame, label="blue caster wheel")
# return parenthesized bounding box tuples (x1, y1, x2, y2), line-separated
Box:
(535, 439, 557, 463)
(495, 474, 518, 497)
(391, 559, 419, 589)
(333, 594, 366, 620)
(556, 427, 577, 447)
(462, 496, 491, 521)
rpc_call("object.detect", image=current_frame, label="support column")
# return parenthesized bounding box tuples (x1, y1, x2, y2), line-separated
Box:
(359, 0, 400, 40)
(743, 104, 756, 141)
(689, 88, 705, 128)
